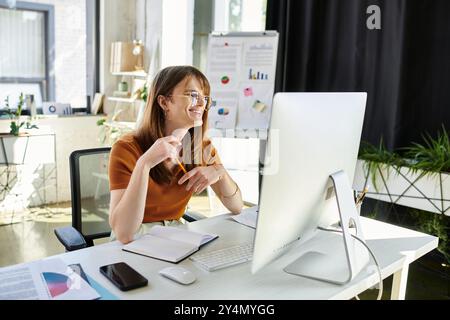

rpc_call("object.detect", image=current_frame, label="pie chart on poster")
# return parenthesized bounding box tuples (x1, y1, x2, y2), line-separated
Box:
(218, 108, 230, 115)
(42, 272, 71, 298)
(221, 76, 230, 85)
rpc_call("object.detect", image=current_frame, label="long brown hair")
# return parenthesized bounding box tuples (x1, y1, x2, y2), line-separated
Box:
(134, 65, 211, 185)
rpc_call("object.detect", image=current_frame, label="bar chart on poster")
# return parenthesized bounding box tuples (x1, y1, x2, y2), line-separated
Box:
(206, 32, 279, 130)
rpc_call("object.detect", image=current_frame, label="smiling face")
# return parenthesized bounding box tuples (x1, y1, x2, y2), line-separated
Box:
(160, 76, 209, 130)
(135, 66, 212, 184)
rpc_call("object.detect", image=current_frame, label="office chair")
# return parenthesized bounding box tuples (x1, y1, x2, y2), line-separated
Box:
(54, 148, 206, 252)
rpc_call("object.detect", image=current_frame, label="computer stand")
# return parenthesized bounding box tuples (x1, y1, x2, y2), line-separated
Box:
(283, 170, 370, 285)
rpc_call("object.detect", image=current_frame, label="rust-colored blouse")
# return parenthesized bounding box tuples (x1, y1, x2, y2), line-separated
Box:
(108, 134, 220, 223)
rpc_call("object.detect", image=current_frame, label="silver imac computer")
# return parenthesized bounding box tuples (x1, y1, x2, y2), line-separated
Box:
(252, 92, 369, 284)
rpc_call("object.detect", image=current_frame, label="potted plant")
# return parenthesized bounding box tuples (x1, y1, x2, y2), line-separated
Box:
(354, 126, 450, 267)
(3, 93, 38, 136)
(0, 93, 39, 165)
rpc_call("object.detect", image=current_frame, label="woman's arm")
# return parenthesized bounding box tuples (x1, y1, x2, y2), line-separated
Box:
(109, 158, 151, 244)
(109, 135, 182, 244)
(210, 164, 243, 214)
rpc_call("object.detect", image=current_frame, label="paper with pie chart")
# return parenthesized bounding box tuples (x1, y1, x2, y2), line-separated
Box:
(38, 259, 100, 300)
(207, 38, 241, 91)
(0, 258, 100, 300)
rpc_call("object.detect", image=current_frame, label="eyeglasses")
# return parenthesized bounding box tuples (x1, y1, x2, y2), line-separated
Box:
(168, 92, 211, 110)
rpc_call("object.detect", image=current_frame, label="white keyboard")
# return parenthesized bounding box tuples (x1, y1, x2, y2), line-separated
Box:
(190, 243, 254, 271)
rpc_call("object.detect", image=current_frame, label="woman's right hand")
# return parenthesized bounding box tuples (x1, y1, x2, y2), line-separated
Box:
(139, 135, 182, 170)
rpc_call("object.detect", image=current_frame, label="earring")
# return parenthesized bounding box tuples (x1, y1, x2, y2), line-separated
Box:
(164, 109, 168, 117)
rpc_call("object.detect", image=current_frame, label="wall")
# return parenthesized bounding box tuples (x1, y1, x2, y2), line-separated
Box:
(135, 0, 196, 74)
(99, 0, 136, 116)
(193, 0, 213, 71)
(135, 0, 162, 79)
(161, 0, 195, 67)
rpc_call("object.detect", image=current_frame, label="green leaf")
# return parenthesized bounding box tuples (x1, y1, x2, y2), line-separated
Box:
(403, 125, 450, 174)
(25, 122, 38, 129)
(10, 122, 19, 136)
(361, 125, 450, 176)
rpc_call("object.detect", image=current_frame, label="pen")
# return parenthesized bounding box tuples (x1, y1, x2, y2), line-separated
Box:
(177, 158, 187, 174)
(356, 187, 369, 205)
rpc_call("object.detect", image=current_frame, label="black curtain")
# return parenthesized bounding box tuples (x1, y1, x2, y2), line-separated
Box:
(266, 0, 450, 150)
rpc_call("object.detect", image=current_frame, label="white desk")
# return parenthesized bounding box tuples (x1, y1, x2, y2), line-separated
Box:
(37, 214, 437, 300)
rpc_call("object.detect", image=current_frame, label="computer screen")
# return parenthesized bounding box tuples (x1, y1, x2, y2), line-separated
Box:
(251, 92, 367, 276)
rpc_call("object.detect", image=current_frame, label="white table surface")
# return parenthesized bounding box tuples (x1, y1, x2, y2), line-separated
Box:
(42, 214, 438, 300)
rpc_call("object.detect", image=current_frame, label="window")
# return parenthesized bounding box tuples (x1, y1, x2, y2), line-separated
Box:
(193, 0, 267, 71)
(0, 2, 53, 112)
(227, 0, 267, 32)
(0, 0, 98, 114)
(0, 8, 46, 79)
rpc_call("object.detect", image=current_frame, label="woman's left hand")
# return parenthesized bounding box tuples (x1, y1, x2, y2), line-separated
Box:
(178, 166, 222, 194)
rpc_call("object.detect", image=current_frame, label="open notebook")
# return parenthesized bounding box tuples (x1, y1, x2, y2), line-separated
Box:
(122, 226, 218, 263)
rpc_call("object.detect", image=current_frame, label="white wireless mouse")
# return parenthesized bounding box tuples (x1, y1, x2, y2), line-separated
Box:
(159, 266, 196, 285)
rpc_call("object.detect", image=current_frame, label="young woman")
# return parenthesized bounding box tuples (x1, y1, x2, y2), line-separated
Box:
(108, 66, 243, 244)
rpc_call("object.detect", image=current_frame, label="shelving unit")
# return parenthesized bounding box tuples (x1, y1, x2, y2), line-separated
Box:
(107, 97, 143, 103)
(103, 121, 136, 130)
(111, 71, 148, 78)
(107, 70, 148, 104)
(108, 70, 148, 129)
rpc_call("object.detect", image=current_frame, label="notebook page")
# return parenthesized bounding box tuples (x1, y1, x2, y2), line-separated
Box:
(148, 226, 217, 247)
(123, 234, 196, 263)
(231, 206, 258, 229)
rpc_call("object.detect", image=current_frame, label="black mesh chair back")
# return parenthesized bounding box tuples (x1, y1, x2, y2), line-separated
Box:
(70, 147, 111, 246)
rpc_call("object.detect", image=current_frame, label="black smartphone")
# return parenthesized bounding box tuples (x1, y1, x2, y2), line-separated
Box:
(99, 262, 148, 291)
